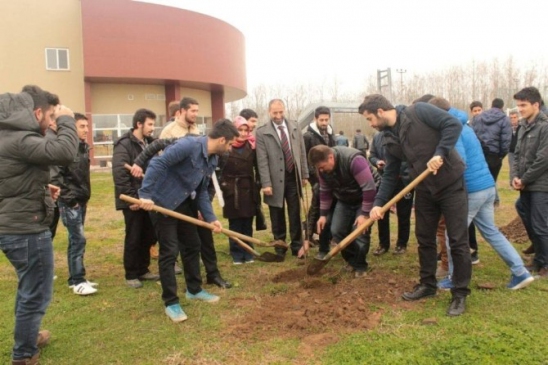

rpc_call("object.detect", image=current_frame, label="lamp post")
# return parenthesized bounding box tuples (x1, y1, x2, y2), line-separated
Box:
(396, 69, 407, 102)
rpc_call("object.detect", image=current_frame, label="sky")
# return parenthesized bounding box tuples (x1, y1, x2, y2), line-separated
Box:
(138, 0, 547, 93)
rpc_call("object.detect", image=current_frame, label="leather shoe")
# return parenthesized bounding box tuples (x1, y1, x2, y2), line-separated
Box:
(206, 276, 232, 289)
(447, 296, 466, 316)
(402, 284, 437, 301)
(373, 247, 388, 256)
(522, 244, 535, 255)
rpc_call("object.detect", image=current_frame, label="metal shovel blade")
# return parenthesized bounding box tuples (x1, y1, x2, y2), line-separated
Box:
(307, 257, 330, 275)
(256, 252, 284, 262)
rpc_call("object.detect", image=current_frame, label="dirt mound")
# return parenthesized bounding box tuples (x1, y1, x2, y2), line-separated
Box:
(224, 266, 416, 345)
(500, 216, 529, 244)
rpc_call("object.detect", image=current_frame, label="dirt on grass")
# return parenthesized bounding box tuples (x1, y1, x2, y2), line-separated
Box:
(222, 264, 417, 361)
(500, 216, 529, 244)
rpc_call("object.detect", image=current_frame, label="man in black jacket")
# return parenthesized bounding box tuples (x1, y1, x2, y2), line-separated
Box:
(303, 106, 336, 258)
(54, 113, 98, 296)
(112, 109, 159, 288)
(0, 85, 78, 365)
(360, 94, 471, 317)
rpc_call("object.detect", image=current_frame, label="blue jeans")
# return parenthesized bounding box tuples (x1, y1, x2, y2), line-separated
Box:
(447, 187, 527, 276)
(228, 217, 254, 262)
(329, 200, 370, 271)
(0, 231, 54, 361)
(59, 202, 88, 286)
(516, 191, 548, 268)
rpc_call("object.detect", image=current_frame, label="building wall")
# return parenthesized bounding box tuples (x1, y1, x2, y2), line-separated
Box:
(0, 0, 85, 112)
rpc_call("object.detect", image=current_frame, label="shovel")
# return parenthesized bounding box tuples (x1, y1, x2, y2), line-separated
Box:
(230, 236, 284, 263)
(307, 168, 432, 275)
(120, 194, 288, 249)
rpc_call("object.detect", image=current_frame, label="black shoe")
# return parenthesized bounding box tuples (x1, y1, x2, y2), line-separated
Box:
(522, 244, 535, 255)
(373, 247, 388, 256)
(206, 276, 232, 289)
(447, 296, 466, 317)
(471, 251, 480, 265)
(402, 284, 437, 301)
(393, 246, 407, 255)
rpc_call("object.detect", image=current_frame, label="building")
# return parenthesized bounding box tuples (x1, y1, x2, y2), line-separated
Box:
(1, 0, 247, 164)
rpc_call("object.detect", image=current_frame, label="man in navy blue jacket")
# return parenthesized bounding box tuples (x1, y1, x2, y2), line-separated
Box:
(139, 120, 238, 323)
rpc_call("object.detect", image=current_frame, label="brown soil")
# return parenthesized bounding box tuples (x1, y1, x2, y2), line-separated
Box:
(499, 216, 529, 244)
(222, 265, 417, 360)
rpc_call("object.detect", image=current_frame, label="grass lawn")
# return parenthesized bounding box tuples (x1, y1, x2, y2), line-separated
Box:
(1, 158, 547, 364)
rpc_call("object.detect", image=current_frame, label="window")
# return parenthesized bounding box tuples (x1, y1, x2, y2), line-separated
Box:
(45, 48, 70, 70)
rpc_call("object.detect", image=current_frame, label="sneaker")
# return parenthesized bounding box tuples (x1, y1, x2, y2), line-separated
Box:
(436, 266, 449, 278)
(233, 261, 244, 265)
(447, 296, 466, 317)
(165, 304, 187, 323)
(73, 282, 97, 296)
(126, 279, 143, 289)
(245, 259, 255, 264)
(393, 246, 407, 255)
(471, 251, 480, 265)
(354, 270, 367, 278)
(37, 330, 51, 348)
(174, 263, 183, 275)
(315, 252, 327, 260)
(69, 280, 98, 289)
(507, 272, 534, 290)
(373, 247, 388, 256)
(186, 289, 220, 303)
(438, 277, 454, 291)
(138, 272, 160, 281)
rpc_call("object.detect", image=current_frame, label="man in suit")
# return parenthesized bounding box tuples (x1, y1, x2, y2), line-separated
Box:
(256, 99, 309, 258)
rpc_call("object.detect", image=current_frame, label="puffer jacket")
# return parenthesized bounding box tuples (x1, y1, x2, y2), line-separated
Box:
(0, 92, 78, 234)
(52, 140, 91, 207)
(450, 108, 495, 193)
(112, 130, 155, 210)
(471, 108, 512, 156)
(513, 112, 548, 191)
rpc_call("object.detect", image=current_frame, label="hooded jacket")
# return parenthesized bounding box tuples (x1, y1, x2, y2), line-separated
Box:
(0, 92, 78, 234)
(471, 108, 512, 157)
(52, 139, 91, 207)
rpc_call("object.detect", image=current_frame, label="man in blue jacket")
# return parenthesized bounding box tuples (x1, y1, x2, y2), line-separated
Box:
(138, 120, 238, 323)
(429, 97, 534, 291)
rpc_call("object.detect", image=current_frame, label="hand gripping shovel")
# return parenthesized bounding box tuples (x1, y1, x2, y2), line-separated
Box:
(306, 169, 432, 275)
(119, 194, 287, 252)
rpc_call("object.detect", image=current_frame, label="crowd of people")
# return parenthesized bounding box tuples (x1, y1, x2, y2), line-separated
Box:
(1, 84, 546, 364)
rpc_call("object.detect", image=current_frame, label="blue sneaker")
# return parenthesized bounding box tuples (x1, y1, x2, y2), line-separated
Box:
(437, 277, 454, 291)
(165, 304, 187, 323)
(186, 289, 220, 303)
(507, 272, 534, 290)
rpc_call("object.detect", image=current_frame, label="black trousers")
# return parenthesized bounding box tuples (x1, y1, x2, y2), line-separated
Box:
(153, 199, 202, 306)
(468, 222, 478, 253)
(377, 180, 414, 249)
(122, 208, 156, 280)
(414, 178, 471, 298)
(49, 205, 60, 239)
(189, 199, 222, 280)
(269, 170, 302, 255)
(484, 153, 503, 182)
(307, 183, 333, 254)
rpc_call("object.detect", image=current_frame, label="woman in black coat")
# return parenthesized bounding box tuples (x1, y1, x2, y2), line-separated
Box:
(219, 117, 259, 264)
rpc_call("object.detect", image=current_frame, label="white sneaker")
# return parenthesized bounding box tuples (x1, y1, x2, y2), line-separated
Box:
(69, 280, 98, 289)
(73, 282, 98, 296)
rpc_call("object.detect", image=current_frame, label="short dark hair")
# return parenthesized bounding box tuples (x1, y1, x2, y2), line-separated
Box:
(429, 97, 451, 111)
(412, 94, 435, 104)
(74, 113, 88, 122)
(21, 85, 49, 112)
(308, 145, 333, 166)
(469, 101, 483, 111)
(509, 110, 519, 116)
(168, 101, 180, 117)
(314, 106, 330, 118)
(208, 119, 239, 140)
(359, 94, 395, 114)
(356, 129, 361, 133)
(180, 97, 198, 110)
(339, 131, 344, 135)
(491, 98, 504, 109)
(239, 108, 258, 120)
(514, 87, 542, 105)
(132, 108, 156, 128)
(268, 99, 285, 109)
(45, 92, 60, 106)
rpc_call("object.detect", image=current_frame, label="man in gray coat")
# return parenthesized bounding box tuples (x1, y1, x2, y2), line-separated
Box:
(0, 85, 78, 365)
(256, 99, 309, 258)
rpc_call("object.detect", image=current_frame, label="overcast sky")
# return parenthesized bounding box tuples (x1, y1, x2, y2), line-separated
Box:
(138, 0, 547, 92)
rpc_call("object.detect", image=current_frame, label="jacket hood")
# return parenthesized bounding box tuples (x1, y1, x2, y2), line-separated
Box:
(474, 108, 507, 125)
(307, 122, 333, 136)
(448, 107, 468, 126)
(0, 92, 40, 133)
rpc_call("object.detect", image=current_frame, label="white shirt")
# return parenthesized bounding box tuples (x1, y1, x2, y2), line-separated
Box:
(272, 120, 292, 151)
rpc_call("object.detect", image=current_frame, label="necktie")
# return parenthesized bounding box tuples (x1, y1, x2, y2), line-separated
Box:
(278, 125, 294, 173)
